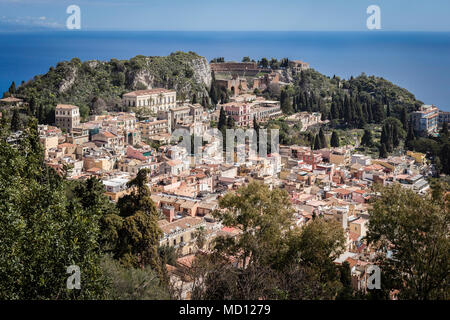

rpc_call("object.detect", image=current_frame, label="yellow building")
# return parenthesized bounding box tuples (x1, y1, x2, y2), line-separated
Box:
(159, 217, 206, 256)
(407, 151, 426, 165)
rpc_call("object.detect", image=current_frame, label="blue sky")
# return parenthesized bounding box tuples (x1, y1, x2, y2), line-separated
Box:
(0, 0, 449, 31)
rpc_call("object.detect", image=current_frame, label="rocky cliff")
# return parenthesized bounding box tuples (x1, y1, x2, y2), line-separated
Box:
(17, 51, 212, 118)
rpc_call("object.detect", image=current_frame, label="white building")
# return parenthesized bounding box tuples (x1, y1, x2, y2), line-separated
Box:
(123, 88, 177, 113)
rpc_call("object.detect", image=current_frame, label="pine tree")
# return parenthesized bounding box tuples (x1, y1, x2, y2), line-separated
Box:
(330, 131, 340, 148)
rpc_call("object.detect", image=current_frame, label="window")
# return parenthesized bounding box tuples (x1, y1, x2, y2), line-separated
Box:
(173, 239, 177, 246)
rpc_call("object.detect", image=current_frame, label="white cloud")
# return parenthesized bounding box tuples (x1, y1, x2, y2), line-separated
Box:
(0, 15, 64, 29)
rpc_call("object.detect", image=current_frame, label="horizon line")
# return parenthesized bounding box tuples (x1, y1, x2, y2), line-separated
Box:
(1, 29, 450, 33)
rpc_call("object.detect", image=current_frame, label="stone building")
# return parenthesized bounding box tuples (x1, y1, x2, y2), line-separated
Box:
(55, 104, 80, 133)
(122, 88, 177, 113)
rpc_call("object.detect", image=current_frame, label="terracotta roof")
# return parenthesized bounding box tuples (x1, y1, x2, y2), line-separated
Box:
(0, 96, 23, 102)
(160, 217, 203, 234)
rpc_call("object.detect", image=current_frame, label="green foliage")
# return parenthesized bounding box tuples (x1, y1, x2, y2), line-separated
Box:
(0, 120, 107, 299)
(330, 131, 340, 148)
(16, 52, 208, 122)
(367, 185, 449, 300)
(100, 255, 169, 300)
(113, 170, 163, 276)
(193, 183, 348, 300)
(361, 128, 374, 147)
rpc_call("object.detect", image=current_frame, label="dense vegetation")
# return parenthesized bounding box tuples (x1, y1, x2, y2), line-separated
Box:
(0, 120, 169, 299)
(5, 51, 210, 122)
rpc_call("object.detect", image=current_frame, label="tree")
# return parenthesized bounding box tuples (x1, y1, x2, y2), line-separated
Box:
(253, 116, 260, 153)
(242, 56, 251, 62)
(100, 255, 169, 300)
(213, 182, 293, 269)
(10, 108, 21, 132)
(361, 129, 373, 147)
(439, 142, 450, 175)
(379, 143, 387, 158)
(367, 185, 449, 300)
(280, 89, 293, 114)
(115, 169, 163, 277)
(8, 81, 16, 94)
(191, 93, 197, 104)
(259, 57, 269, 69)
(406, 122, 416, 150)
(90, 96, 106, 115)
(330, 131, 340, 148)
(400, 107, 408, 130)
(318, 128, 327, 148)
(218, 107, 227, 132)
(0, 119, 107, 299)
(313, 134, 321, 150)
(440, 122, 449, 136)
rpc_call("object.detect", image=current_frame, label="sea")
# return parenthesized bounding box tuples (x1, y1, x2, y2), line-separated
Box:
(0, 31, 449, 110)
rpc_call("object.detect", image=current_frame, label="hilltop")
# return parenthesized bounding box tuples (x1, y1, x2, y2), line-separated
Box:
(13, 51, 211, 122)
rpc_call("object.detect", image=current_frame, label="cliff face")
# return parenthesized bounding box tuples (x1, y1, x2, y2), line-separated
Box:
(17, 51, 213, 116)
(189, 56, 212, 89)
(129, 55, 212, 100)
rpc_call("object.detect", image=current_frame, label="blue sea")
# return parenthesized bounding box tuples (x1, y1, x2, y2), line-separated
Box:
(0, 31, 449, 110)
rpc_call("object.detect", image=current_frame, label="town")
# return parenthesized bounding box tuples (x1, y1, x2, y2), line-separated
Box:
(0, 57, 448, 300)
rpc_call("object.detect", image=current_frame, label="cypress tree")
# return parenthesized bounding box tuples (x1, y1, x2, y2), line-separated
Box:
(379, 143, 388, 158)
(361, 129, 373, 147)
(400, 108, 408, 130)
(318, 128, 327, 148)
(406, 122, 416, 149)
(218, 107, 227, 132)
(393, 124, 400, 148)
(330, 131, 340, 147)
(313, 134, 321, 150)
(11, 108, 21, 132)
(8, 81, 16, 95)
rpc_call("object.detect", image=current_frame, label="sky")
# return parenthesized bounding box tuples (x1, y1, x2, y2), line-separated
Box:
(0, 0, 449, 31)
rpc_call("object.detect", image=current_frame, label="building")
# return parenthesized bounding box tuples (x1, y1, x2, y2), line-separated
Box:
(159, 216, 206, 256)
(411, 104, 439, 134)
(438, 110, 450, 128)
(55, 104, 80, 133)
(222, 102, 251, 127)
(288, 60, 310, 73)
(0, 96, 24, 107)
(139, 119, 170, 139)
(122, 88, 177, 113)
